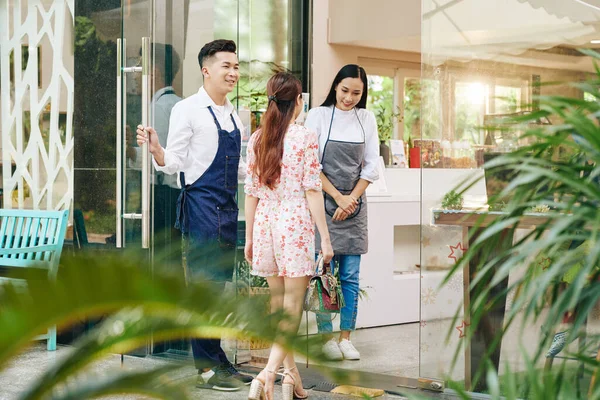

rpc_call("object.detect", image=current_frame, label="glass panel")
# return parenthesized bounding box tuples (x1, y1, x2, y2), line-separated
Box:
(232, 0, 309, 366)
(73, 1, 119, 242)
(420, 0, 599, 395)
(143, 0, 309, 363)
(404, 77, 441, 141)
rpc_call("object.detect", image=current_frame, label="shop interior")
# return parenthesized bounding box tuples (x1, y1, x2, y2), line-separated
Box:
(2, 0, 600, 396)
(295, 0, 600, 391)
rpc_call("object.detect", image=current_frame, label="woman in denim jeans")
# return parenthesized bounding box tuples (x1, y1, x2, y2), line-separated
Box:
(304, 65, 380, 361)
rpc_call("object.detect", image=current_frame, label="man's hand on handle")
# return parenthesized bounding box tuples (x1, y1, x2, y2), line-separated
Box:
(136, 125, 161, 154)
(136, 125, 165, 166)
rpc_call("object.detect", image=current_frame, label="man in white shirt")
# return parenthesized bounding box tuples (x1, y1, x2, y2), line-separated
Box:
(136, 39, 252, 392)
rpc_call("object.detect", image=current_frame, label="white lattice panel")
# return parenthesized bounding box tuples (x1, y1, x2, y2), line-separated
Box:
(0, 0, 74, 211)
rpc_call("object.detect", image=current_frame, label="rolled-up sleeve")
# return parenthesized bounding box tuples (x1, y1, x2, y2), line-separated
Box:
(302, 129, 323, 191)
(244, 135, 259, 197)
(360, 111, 381, 182)
(153, 102, 191, 175)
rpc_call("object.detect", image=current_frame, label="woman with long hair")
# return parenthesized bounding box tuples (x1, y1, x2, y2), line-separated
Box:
(304, 64, 380, 361)
(245, 72, 333, 400)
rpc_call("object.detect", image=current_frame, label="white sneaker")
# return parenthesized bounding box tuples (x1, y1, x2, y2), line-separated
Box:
(322, 338, 343, 361)
(338, 339, 360, 360)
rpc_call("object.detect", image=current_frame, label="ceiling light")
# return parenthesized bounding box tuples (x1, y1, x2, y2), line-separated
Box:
(591, 40, 600, 44)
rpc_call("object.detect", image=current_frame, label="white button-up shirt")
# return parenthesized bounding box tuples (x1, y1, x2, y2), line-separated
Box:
(153, 86, 247, 185)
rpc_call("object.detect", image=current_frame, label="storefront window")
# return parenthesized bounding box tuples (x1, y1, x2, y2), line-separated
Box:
(367, 74, 395, 114)
(405, 77, 441, 141)
(454, 81, 487, 144)
(421, 0, 599, 395)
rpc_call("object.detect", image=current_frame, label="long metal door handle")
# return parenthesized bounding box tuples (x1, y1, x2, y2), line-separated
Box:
(141, 37, 151, 249)
(116, 38, 124, 248)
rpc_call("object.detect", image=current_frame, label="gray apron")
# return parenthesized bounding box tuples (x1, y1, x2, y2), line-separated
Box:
(316, 107, 368, 255)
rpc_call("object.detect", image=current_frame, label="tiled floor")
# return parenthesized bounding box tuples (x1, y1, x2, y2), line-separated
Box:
(2, 316, 596, 400)
(0, 341, 413, 400)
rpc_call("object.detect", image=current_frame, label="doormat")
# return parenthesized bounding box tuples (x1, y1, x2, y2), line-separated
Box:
(312, 381, 337, 392)
(331, 385, 385, 397)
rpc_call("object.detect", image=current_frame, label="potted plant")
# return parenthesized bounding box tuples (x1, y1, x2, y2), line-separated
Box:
(375, 105, 403, 166)
(441, 190, 464, 210)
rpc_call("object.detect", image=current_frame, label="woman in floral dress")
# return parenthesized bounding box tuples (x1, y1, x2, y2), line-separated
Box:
(245, 72, 333, 400)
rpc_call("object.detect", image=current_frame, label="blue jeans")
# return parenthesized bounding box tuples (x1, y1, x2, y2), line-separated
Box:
(316, 254, 361, 332)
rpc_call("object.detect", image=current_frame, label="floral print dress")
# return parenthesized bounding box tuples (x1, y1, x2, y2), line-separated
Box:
(245, 124, 322, 277)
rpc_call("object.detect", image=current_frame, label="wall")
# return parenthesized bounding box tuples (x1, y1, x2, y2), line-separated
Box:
(313, 0, 594, 109)
(328, 0, 420, 52)
(1, 0, 75, 211)
(310, 0, 420, 107)
(182, 0, 215, 97)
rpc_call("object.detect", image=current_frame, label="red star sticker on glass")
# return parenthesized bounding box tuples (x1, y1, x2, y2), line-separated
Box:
(448, 242, 465, 262)
(420, 320, 427, 327)
(456, 320, 470, 338)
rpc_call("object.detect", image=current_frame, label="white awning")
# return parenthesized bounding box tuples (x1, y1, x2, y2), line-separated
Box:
(422, 0, 600, 65)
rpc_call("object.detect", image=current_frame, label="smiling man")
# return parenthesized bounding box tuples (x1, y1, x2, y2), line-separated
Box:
(136, 39, 252, 392)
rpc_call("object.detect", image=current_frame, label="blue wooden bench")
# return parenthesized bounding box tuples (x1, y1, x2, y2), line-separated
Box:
(0, 209, 69, 351)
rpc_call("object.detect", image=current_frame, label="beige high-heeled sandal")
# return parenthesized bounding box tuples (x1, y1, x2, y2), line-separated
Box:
(248, 368, 276, 400)
(281, 366, 308, 400)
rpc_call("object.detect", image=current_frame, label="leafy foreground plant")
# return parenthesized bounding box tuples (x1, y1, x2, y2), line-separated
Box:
(0, 251, 324, 399)
(440, 50, 600, 399)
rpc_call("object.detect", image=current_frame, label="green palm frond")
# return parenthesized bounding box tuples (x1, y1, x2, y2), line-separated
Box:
(0, 252, 324, 399)
(442, 51, 600, 397)
(49, 365, 188, 400)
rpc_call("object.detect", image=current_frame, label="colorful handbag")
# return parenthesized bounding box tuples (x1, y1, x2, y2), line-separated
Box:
(303, 255, 345, 313)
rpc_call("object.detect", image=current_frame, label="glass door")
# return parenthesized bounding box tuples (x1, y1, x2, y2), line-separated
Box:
(116, 0, 153, 356)
(117, 0, 186, 357)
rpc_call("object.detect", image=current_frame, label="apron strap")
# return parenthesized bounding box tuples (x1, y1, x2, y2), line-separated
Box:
(354, 108, 366, 143)
(175, 172, 187, 232)
(321, 106, 336, 163)
(230, 113, 238, 131)
(207, 106, 223, 131)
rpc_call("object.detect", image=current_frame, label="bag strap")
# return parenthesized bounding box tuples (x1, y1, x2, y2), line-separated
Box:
(305, 310, 309, 368)
(315, 254, 333, 276)
(323, 261, 331, 275)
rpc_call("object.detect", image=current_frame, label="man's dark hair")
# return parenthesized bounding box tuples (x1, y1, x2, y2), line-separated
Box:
(154, 43, 180, 86)
(198, 39, 237, 68)
(140, 43, 181, 86)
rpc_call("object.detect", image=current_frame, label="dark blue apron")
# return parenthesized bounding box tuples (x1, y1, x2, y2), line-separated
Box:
(175, 106, 241, 282)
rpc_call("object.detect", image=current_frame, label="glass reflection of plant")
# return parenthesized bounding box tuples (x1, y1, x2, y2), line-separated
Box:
(404, 79, 441, 141)
(232, 60, 288, 112)
(73, 15, 118, 235)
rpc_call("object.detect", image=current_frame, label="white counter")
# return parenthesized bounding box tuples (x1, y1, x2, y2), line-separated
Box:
(356, 168, 485, 329)
(297, 167, 487, 333)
